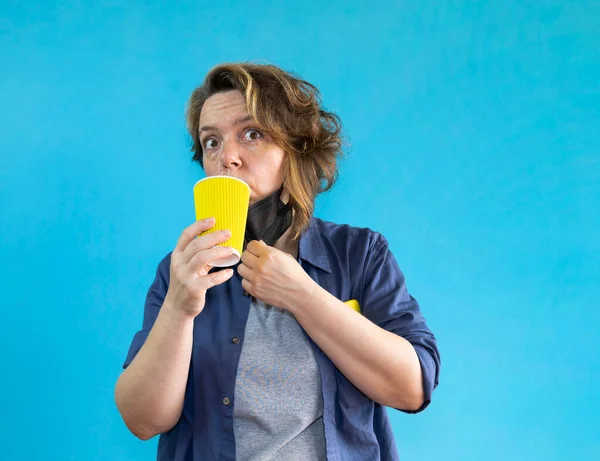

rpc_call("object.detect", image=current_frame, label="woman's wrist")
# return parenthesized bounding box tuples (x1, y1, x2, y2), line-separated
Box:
(161, 297, 198, 325)
(284, 276, 324, 315)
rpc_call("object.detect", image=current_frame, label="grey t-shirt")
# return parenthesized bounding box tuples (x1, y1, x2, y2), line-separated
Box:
(233, 299, 327, 461)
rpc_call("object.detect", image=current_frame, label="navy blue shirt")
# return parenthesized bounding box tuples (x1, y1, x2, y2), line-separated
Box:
(123, 218, 440, 460)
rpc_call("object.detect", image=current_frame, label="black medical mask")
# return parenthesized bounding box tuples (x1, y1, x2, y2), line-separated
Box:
(244, 187, 292, 247)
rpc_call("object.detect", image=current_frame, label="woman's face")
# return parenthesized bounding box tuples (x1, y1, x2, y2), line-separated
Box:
(199, 90, 286, 205)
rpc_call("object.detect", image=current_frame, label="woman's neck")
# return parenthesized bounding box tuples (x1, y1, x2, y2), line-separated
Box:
(273, 226, 299, 259)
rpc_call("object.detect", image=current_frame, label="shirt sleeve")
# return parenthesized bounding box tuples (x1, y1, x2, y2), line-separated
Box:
(122, 253, 172, 369)
(360, 234, 440, 414)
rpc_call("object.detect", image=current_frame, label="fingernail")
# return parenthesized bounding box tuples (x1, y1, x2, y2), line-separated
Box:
(205, 217, 215, 223)
(222, 229, 231, 237)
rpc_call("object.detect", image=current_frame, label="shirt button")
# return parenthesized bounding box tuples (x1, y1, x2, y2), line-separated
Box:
(231, 337, 240, 345)
(223, 397, 231, 406)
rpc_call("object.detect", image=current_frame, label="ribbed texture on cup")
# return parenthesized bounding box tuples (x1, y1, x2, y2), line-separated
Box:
(193, 176, 250, 259)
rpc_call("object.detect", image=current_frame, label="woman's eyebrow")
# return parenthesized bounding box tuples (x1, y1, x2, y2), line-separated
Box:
(199, 115, 253, 133)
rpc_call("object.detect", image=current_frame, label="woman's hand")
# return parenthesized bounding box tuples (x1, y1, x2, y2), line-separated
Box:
(164, 218, 236, 318)
(237, 240, 317, 310)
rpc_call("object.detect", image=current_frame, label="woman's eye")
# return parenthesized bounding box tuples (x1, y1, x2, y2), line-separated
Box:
(203, 138, 219, 150)
(243, 130, 262, 141)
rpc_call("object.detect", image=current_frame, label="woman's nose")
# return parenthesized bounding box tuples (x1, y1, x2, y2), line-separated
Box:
(220, 142, 242, 171)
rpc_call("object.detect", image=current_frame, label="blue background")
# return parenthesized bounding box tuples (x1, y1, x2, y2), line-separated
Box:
(1, 1, 599, 460)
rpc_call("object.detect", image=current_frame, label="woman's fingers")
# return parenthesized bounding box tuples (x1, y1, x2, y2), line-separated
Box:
(174, 218, 216, 253)
(240, 249, 260, 270)
(182, 228, 232, 264)
(188, 245, 236, 272)
(237, 262, 252, 281)
(201, 267, 235, 290)
(240, 277, 254, 297)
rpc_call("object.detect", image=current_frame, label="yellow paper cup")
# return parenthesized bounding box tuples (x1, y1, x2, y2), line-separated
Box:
(193, 176, 251, 267)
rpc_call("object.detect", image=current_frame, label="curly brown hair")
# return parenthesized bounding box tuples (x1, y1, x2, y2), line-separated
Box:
(186, 62, 344, 240)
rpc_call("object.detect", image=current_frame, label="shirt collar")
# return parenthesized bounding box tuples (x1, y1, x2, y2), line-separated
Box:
(298, 218, 332, 273)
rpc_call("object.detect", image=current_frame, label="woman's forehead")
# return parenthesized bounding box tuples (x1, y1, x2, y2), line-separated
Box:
(199, 90, 250, 131)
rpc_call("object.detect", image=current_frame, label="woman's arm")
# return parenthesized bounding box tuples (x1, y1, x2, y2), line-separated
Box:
(115, 303, 194, 440)
(115, 219, 235, 440)
(289, 288, 424, 410)
(237, 239, 431, 411)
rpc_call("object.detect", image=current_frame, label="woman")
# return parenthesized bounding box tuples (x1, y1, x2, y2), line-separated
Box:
(115, 63, 440, 461)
